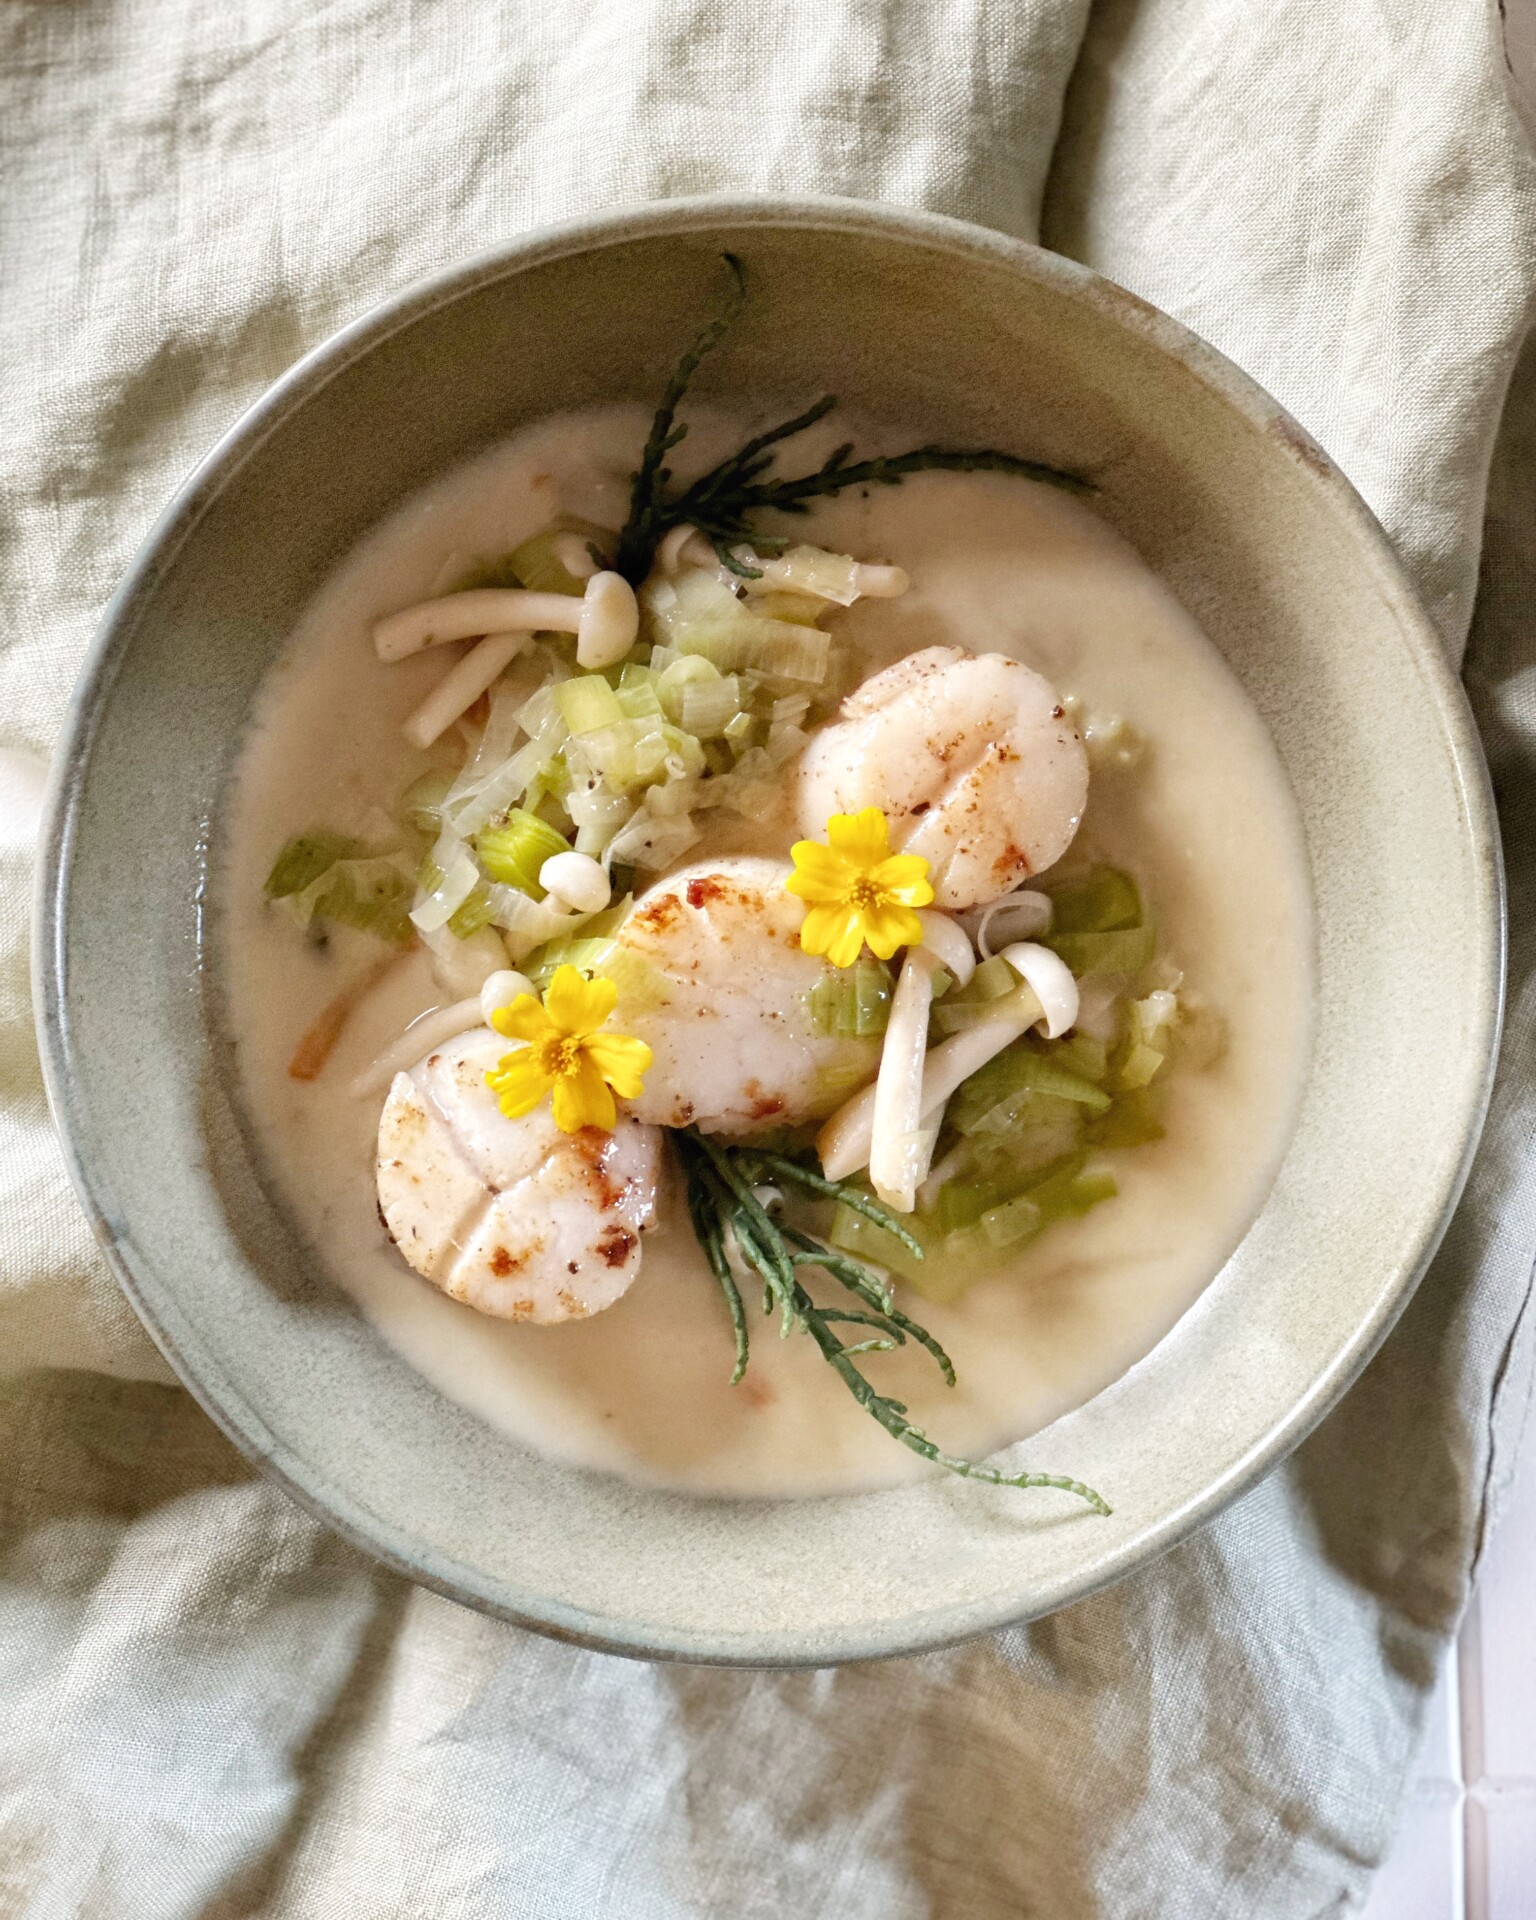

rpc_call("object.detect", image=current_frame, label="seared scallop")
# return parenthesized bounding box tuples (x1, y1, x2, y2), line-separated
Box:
(795, 646, 1088, 909)
(608, 855, 881, 1136)
(377, 1027, 661, 1322)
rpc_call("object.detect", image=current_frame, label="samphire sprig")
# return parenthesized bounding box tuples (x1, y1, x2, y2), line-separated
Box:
(613, 255, 1094, 584)
(675, 1129, 1110, 1512)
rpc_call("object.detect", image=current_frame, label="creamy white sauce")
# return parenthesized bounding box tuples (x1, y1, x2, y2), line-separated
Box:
(217, 405, 1314, 1497)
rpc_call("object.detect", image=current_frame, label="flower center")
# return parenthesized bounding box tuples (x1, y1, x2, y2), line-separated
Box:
(538, 1034, 583, 1080)
(847, 875, 886, 911)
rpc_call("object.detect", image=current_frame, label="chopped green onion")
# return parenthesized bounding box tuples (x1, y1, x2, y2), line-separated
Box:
(474, 809, 570, 896)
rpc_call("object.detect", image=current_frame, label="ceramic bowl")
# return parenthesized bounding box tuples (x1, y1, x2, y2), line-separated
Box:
(34, 197, 1501, 1665)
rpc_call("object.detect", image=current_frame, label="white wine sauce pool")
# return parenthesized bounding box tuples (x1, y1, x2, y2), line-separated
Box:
(218, 404, 1314, 1497)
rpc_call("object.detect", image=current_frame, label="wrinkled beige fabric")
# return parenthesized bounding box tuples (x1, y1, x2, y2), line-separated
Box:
(1, 2, 1534, 1914)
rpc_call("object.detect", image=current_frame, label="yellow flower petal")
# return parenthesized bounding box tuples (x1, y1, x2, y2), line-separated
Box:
(492, 996, 554, 1045)
(551, 1053, 617, 1133)
(860, 900, 925, 960)
(785, 840, 851, 904)
(484, 1048, 550, 1119)
(801, 901, 867, 970)
(871, 853, 934, 905)
(826, 807, 893, 869)
(544, 964, 617, 1038)
(584, 1031, 653, 1101)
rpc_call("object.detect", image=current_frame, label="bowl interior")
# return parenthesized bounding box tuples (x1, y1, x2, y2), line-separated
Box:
(38, 202, 1499, 1663)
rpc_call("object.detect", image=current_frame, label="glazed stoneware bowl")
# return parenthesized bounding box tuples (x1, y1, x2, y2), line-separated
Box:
(35, 197, 1501, 1665)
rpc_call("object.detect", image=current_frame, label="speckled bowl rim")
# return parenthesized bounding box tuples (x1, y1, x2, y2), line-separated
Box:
(34, 195, 1505, 1665)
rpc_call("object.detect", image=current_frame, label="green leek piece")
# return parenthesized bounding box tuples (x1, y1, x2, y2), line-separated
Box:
(1026, 1155, 1118, 1222)
(1045, 925, 1157, 977)
(1044, 867, 1142, 935)
(1116, 1040, 1166, 1091)
(615, 671, 664, 720)
(265, 831, 365, 899)
(656, 653, 721, 723)
(399, 769, 454, 837)
(508, 521, 610, 597)
(474, 809, 570, 897)
(1052, 1031, 1110, 1083)
(750, 587, 825, 627)
(448, 553, 525, 592)
(529, 935, 616, 987)
(807, 956, 893, 1037)
(949, 1042, 1112, 1136)
(447, 883, 496, 939)
(930, 952, 1019, 1031)
(680, 671, 745, 737)
(1089, 1089, 1166, 1149)
(555, 674, 626, 736)
(265, 833, 413, 945)
(931, 979, 1038, 1036)
(959, 1095, 1088, 1185)
(829, 1201, 936, 1290)
(980, 1192, 1045, 1251)
(642, 569, 832, 683)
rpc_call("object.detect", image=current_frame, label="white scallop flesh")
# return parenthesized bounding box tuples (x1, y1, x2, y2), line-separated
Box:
(609, 855, 881, 1136)
(376, 1027, 661, 1323)
(795, 646, 1089, 910)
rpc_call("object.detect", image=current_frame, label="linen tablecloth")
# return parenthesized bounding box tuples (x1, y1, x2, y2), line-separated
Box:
(2, 2, 1534, 1913)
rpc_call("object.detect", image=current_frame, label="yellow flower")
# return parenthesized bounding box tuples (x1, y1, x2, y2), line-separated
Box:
(484, 966, 652, 1134)
(786, 807, 934, 969)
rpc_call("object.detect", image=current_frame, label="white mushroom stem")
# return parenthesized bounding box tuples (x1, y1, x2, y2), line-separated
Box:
(402, 631, 528, 749)
(818, 993, 1042, 1183)
(914, 908, 976, 990)
(349, 968, 537, 1100)
(973, 888, 1052, 958)
(575, 571, 640, 670)
(373, 590, 584, 662)
(479, 969, 536, 1023)
(655, 525, 714, 575)
(552, 531, 601, 581)
(848, 562, 909, 599)
(998, 941, 1079, 1039)
(348, 998, 484, 1098)
(868, 948, 945, 1212)
(537, 850, 611, 913)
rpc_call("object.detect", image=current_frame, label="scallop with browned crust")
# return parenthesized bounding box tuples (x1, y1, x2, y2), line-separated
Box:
(795, 646, 1088, 909)
(608, 855, 881, 1137)
(376, 1027, 661, 1322)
